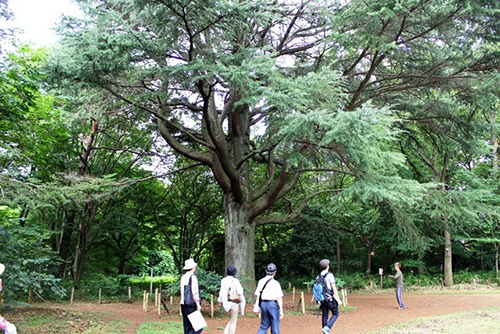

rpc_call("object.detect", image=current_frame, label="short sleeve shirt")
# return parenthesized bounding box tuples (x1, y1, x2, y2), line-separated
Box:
(321, 270, 336, 290)
(254, 275, 283, 301)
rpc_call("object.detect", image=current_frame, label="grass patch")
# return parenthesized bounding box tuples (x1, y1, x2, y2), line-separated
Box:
(5, 307, 129, 334)
(367, 307, 500, 334)
(340, 305, 357, 312)
(137, 321, 184, 334)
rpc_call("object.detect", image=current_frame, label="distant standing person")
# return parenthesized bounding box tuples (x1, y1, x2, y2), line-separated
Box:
(388, 262, 406, 309)
(180, 258, 203, 334)
(317, 259, 341, 334)
(253, 263, 284, 334)
(218, 265, 246, 334)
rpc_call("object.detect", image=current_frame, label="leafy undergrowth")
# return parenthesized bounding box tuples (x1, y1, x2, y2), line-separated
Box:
(368, 308, 500, 334)
(3, 307, 129, 333)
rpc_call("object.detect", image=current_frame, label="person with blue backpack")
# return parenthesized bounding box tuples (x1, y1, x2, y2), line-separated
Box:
(313, 259, 342, 334)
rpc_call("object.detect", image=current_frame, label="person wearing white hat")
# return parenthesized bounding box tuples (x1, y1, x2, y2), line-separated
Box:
(180, 258, 203, 333)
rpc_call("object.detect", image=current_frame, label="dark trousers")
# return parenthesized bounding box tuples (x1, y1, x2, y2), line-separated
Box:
(181, 304, 203, 334)
(257, 300, 280, 334)
(321, 300, 339, 329)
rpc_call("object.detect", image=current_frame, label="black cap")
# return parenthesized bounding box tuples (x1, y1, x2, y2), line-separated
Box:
(227, 265, 238, 276)
(266, 263, 277, 274)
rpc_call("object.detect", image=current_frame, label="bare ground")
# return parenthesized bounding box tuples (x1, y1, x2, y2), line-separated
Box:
(34, 290, 500, 333)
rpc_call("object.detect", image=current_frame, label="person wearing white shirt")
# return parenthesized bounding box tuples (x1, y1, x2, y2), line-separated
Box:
(253, 263, 283, 334)
(218, 265, 246, 334)
(180, 259, 202, 334)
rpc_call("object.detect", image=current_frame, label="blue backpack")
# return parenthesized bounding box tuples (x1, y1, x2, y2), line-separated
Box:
(313, 273, 333, 303)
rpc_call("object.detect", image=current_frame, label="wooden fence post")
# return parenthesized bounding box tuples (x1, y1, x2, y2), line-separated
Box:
(128, 286, 132, 302)
(301, 292, 305, 314)
(98, 288, 102, 304)
(28, 288, 32, 304)
(292, 287, 296, 302)
(158, 291, 161, 315)
(370, 280, 373, 292)
(342, 288, 348, 306)
(210, 294, 214, 318)
(70, 287, 75, 305)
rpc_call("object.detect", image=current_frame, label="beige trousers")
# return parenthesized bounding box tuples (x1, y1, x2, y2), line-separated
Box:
(223, 304, 239, 334)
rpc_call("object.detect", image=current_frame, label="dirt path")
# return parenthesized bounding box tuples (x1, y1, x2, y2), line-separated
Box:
(45, 291, 500, 333)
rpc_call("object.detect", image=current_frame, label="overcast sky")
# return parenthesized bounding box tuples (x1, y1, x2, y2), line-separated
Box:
(4, 0, 82, 47)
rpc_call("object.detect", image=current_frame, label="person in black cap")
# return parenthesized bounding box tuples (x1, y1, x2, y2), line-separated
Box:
(218, 265, 246, 334)
(253, 263, 284, 334)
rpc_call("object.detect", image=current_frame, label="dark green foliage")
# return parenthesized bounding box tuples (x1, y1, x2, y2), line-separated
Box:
(0, 223, 66, 300)
(195, 269, 223, 301)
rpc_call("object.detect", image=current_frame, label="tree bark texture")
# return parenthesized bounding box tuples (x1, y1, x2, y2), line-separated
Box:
(336, 237, 341, 275)
(224, 193, 256, 292)
(443, 227, 454, 286)
(495, 243, 499, 280)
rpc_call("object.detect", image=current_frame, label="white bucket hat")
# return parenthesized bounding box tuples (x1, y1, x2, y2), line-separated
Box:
(0, 263, 5, 275)
(183, 258, 197, 270)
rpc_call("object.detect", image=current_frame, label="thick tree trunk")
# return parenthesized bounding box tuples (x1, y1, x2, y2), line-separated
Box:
(495, 243, 499, 280)
(224, 193, 255, 294)
(73, 227, 87, 285)
(443, 227, 453, 286)
(58, 211, 75, 278)
(490, 111, 499, 281)
(118, 255, 126, 275)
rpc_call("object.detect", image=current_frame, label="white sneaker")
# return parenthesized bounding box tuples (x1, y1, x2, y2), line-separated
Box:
(322, 326, 331, 334)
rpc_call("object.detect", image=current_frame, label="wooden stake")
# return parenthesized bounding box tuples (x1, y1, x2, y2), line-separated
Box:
(154, 288, 158, 307)
(301, 292, 305, 314)
(370, 280, 373, 292)
(288, 282, 292, 291)
(158, 291, 161, 315)
(28, 288, 32, 304)
(128, 286, 132, 302)
(292, 287, 296, 302)
(210, 294, 214, 318)
(98, 288, 102, 304)
(170, 296, 173, 305)
(70, 287, 75, 305)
